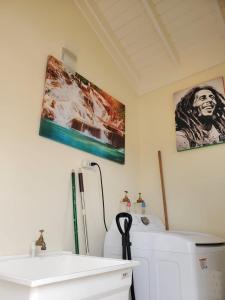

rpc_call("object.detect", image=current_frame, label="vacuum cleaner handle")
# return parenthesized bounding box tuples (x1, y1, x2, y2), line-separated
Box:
(116, 212, 135, 300)
(116, 212, 132, 236)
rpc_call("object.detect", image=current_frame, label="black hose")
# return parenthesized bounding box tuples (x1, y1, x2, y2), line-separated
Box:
(91, 162, 108, 232)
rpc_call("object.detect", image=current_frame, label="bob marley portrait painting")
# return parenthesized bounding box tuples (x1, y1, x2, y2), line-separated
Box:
(174, 77, 225, 152)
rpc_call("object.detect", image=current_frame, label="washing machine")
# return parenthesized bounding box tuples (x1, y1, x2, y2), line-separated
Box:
(104, 213, 225, 300)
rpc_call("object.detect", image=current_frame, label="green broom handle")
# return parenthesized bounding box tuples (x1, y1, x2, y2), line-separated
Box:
(71, 170, 79, 254)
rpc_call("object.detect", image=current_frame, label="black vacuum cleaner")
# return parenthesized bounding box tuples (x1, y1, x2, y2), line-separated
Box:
(116, 212, 135, 300)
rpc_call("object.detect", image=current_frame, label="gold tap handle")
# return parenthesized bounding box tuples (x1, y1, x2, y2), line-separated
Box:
(36, 229, 45, 246)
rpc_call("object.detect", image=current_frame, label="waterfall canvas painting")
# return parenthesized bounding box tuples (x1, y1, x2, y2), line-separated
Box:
(39, 56, 125, 164)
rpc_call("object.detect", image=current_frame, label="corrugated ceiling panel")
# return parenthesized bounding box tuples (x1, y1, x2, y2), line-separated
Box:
(154, 0, 182, 15)
(96, 0, 170, 75)
(115, 14, 149, 39)
(159, 1, 212, 31)
(110, 5, 143, 31)
(76, 0, 225, 94)
(96, 0, 120, 12)
(154, 0, 225, 53)
(99, 0, 135, 22)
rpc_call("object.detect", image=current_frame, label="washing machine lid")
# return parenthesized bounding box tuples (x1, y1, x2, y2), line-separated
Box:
(132, 231, 225, 253)
(108, 213, 165, 233)
(104, 213, 165, 256)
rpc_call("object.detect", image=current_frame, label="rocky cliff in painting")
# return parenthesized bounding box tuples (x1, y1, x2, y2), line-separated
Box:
(41, 56, 125, 149)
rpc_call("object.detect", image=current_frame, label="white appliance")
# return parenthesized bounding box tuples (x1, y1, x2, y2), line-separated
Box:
(104, 213, 225, 300)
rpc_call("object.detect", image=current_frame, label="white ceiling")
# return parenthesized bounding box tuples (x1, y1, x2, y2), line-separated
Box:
(74, 0, 225, 95)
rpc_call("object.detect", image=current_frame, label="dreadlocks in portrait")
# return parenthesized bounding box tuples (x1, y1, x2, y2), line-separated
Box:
(175, 86, 225, 151)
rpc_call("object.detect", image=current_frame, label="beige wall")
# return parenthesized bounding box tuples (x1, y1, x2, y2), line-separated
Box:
(139, 62, 225, 238)
(1, 0, 225, 258)
(0, 0, 139, 256)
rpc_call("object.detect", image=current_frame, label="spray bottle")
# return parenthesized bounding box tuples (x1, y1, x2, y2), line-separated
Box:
(134, 193, 146, 215)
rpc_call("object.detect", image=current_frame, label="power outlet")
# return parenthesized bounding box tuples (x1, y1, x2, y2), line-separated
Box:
(81, 159, 93, 169)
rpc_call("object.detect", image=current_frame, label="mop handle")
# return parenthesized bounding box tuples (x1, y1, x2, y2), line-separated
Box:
(78, 172, 84, 192)
(78, 171, 89, 255)
(71, 170, 79, 254)
(158, 151, 169, 230)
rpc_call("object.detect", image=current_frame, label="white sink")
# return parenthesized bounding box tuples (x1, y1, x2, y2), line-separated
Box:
(0, 252, 138, 300)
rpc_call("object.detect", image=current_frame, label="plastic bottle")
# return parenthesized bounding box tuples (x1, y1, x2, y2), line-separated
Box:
(134, 193, 146, 215)
(141, 200, 146, 215)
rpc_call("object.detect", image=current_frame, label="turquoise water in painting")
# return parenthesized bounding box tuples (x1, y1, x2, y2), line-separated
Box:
(39, 118, 125, 164)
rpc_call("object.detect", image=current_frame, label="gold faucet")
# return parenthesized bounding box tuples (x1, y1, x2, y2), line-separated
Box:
(35, 230, 47, 250)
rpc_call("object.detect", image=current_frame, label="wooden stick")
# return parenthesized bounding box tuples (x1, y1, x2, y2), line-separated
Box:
(158, 151, 169, 230)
